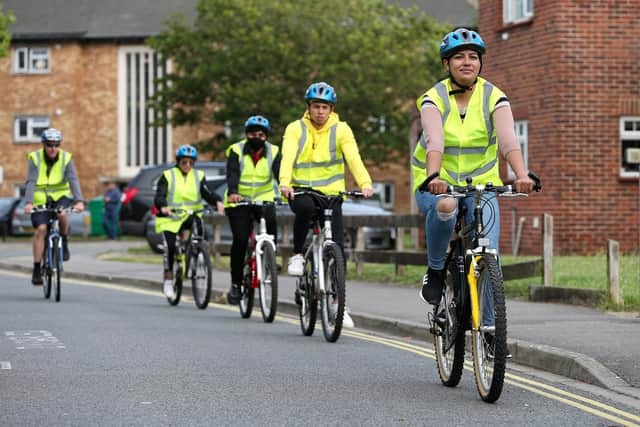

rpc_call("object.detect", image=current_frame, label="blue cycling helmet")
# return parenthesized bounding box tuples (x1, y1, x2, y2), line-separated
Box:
(439, 28, 486, 60)
(175, 144, 198, 161)
(244, 115, 271, 134)
(41, 128, 63, 143)
(304, 82, 337, 105)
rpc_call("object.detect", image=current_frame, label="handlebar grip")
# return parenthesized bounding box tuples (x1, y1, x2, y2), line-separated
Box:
(417, 172, 440, 193)
(528, 171, 542, 192)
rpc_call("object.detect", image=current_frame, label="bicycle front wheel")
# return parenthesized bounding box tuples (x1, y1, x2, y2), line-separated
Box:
(239, 258, 254, 319)
(42, 247, 51, 300)
(320, 243, 345, 343)
(298, 251, 317, 336)
(53, 239, 61, 302)
(259, 244, 278, 323)
(471, 254, 507, 403)
(434, 259, 466, 387)
(167, 263, 183, 306)
(191, 245, 212, 310)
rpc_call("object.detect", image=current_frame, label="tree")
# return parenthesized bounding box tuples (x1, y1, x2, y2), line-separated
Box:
(0, 5, 15, 57)
(148, 0, 446, 161)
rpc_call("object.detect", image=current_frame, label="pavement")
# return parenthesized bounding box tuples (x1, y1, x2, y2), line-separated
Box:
(1, 239, 639, 400)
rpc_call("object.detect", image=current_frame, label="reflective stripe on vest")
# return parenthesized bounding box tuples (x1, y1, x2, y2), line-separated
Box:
(230, 141, 278, 204)
(291, 120, 344, 188)
(166, 168, 203, 209)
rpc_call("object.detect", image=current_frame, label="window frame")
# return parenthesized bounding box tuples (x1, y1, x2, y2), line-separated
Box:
(13, 115, 51, 144)
(503, 0, 534, 25)
(12, 46, 51, 74)
(620, 116, 640, 178)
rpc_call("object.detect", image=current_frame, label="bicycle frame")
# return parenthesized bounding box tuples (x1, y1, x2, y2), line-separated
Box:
(235, 201, 278, 288)
(303, 208, 335, 299)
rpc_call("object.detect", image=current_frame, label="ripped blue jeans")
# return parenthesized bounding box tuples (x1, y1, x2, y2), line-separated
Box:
(415, 189, 500, 326)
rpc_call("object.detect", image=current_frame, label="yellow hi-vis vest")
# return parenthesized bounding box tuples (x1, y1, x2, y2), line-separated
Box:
(155, 167, 205, 233)
(28, 149, 73, 205)
(411, 77, 505, 192)
(290, 120, 345, 195)
(224, 140, 279, 208)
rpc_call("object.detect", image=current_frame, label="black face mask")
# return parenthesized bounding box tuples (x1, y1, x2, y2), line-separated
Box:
(247, 137, 265, 151)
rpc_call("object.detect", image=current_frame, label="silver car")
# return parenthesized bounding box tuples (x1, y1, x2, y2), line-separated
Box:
(12, 197, 91, 237)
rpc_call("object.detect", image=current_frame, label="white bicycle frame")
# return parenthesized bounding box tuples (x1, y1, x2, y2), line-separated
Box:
(254, 213, 276, 284)
(303, 208, 335, 298)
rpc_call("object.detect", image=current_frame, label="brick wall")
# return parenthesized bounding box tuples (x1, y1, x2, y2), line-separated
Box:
(0, 41, 208, 201)
(481, 0, 640, 254)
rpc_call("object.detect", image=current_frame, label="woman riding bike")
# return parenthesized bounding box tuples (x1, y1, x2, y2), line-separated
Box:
(412, 28, 535, 305)
(154, 144, 224, 299)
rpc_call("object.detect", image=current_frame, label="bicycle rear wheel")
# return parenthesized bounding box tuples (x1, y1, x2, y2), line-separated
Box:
(259, 244, 278, 323)
(320, 243, 345, 342)
(434, 259, 466, 386)
(42, 246, 51, 299)
(167, 263, 183, 306)
(239, 258, 254, 319)
(191, 245, 212, 309)
(53, 238, 61, 302)
(471, 254, 507, 403)
(298, 252, 317, 336)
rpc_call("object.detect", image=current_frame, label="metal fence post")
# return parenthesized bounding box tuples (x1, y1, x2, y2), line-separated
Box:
(607, 239, 622, 309)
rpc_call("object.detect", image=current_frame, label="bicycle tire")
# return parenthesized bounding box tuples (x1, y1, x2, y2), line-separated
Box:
(167, 263, 183, 306)
(239, 258, 254, 319)
(53, 238, 61, 302)
(259, 243, 278, 323)
(298, 251, 317, 336)
(42, 246, 51, 299)
(434, 258, 466, 386)
(320, 243, 345, 343)
(471, 254, 507, 403)
(191, 245, 212, 309)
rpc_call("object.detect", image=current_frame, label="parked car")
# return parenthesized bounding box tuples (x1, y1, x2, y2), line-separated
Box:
(119, 161, 226, 236)
(11, 197, 91, 236)
(144, 181, 396, 254)
(0, 197, 20, 239)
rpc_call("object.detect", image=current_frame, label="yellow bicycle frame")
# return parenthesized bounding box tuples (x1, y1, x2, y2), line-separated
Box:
(467, 255, 482, 330)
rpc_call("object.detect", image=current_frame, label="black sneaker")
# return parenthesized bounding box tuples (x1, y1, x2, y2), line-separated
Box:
(227, 284, 241, 305)
(419, 268, 444, 305)
(62, 237, 70, 261)
(31, 267, 43, 286)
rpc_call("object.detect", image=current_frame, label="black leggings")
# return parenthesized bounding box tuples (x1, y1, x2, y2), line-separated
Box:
(226, 205, 277, 285)
(162, 216, 203, 273)
(289, 193, 343, 254)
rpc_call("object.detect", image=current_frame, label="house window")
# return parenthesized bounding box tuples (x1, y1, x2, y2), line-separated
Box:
(503, 0, 533, 24)
(13, 47, 50, 74)
(13, 116, 51, 143)
(620, 116, 640, 177)
(507, 120, 528, 179)
(118, 46, 171, 177)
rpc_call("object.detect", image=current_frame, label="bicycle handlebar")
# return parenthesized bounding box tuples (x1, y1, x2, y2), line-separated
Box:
(418, 171, 542, 195)
(232, 198, 287, 207)
(32, 206, 76, 214)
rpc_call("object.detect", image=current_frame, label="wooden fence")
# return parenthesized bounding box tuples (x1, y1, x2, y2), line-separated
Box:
(204, 214, 542, 282)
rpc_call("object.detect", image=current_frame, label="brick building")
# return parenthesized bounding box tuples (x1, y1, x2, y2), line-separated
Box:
(479, 0, 640, 254)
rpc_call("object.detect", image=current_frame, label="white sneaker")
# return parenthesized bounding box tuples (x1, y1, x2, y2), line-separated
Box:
(288, 254, 305, 276)
(331, 303, 355, 328)
(163, 279, 175, 299)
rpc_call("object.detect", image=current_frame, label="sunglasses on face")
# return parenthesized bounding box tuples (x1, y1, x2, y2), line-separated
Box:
(44, 143, 60, 148)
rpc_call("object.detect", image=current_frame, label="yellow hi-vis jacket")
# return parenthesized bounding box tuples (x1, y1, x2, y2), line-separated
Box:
(279, 111, 372, 195)
(27, 149, 73, 206)
(155, 167, 205, 234)
(411, 77, 505, 193)
(223, 140, 279, 208)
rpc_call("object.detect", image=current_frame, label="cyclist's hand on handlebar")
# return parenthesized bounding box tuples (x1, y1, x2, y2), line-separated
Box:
(280, 185, 294, 200)
(72, 201, 84, 213)
(514, 174, 535, 194)
(228, 193, 243, 203)
(160, 206, 172, 216)
(215, 200, 224, 214)
(428, 177, 450, 195)
(24, 202, 33, 215)
(361, 187, 374, 198)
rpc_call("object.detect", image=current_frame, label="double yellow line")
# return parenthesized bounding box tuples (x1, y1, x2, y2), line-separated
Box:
(20, 274, 640, 426)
